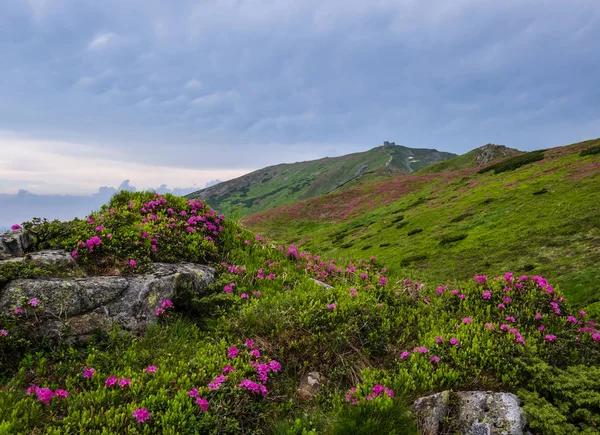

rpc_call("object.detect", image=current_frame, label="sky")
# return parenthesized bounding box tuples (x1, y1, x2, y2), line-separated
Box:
(0, 0, 599, 221)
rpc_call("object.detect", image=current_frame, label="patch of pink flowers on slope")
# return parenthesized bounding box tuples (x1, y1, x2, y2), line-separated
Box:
(133, 408, 151, 423)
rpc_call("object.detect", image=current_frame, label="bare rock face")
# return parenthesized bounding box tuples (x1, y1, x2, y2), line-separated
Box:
(0, 263, 215, 339)
(414, 391, 527, 435)
(0, 230, 33, 260)
(297, 372, 326, 401)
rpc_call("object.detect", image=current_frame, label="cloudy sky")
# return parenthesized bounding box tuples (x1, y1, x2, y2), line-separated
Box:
(1, 0, 599, 198)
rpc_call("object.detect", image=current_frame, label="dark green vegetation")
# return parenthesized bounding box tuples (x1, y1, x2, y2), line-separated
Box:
(186, 144, 456, 218)
(244, 138, 600, 309)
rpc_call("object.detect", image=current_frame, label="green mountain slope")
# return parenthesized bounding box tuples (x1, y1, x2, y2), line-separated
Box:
(418, 143, 522, 174)
(186, 143, 456, 217)
(243, 138, 600, 307)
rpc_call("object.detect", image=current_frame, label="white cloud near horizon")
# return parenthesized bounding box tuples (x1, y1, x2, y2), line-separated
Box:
(0, 134, 252, 195)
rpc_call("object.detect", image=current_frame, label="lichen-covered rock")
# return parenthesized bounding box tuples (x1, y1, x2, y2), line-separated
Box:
(414, 391, 527, 435)
(0, 249, 77, 269)
(0, 230, 33, 260)
(0, 263, 214, 339)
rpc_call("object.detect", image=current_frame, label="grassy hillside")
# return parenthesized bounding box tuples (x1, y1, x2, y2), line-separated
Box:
(244, 139, 600, 308)
(418, 144, 522, 174)
(2, 191, 599, 434)
(186, 144, 456, 218)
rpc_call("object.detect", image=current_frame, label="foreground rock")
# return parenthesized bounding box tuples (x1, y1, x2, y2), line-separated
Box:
(0, 263, 215, 339)
(0, 230, 33, 260)
(414, 391, 527, 435)
(297, 372, 326, 401)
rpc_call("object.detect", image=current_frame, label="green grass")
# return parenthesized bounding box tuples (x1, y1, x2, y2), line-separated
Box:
(244, 138, 600, 307)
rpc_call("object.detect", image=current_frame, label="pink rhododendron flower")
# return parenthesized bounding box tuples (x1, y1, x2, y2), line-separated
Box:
(249, 348, 261, 358)
(128, 259, 137, 268)
(538, 325, 546, 331)
(222, 365, 234, 373)
(196, 397, 209, 411)
(413, 346, 428, 353)
(133, 408, 151, 423)
(580, 311, 587, 317)
(482, 290, 492, 299)
(327, 303, 337, 309)
(208, 375, 226, 390)
(71, 250, 78, 259)
(11, 224, 22, 231)
(436, 286, 445, 295)
(119, 378, 132, 387)
(430, 355, 440, 363)
(244, 339, 255, 347)
(451, 289, 459, 295)
(240, 293, 249, 299)
(36, 387, 54, 404)
(239, 379, 268, 397)
(161, 300, 173, 309)
(188, 388, 200, 398)
(145, 365, 157, 373)
(83, 367, 95, 379)
(505, 316, 516, 323)
(228, 346, 240, 359)
(567, 316, 578, 324)
(473, 275, 487, 285)
(379, 277, 388, 286)
(13, 308, 23, 314)
(26, 385, 39, 396)
(54, 389, 68, 399)
(500, 324, 510, 330)
(155, 308, 165, 316)
(535, 313, 543, 320)
(502, 296, 512, 304)
(497, 304, 505, 309)
(436, 336, 444, 343)
(0, 329, 7, 336)
(544, 335, 557, 342)
(462, 318, 473, 324)
(105, 376, 118, 387)
(350, 288, 357, 296)
(485, 323, 495, 330)
(269, 360, 282, 372)
(399, 351, 410, 359)
(29, 298, 39, 307)
(458, 294, 466, 300)
(449, 338, 459, 346)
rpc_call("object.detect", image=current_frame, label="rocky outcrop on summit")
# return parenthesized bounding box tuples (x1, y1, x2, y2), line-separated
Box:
(414, 391, 528, 435)
(0, 261, 215, 339)
(474, 144, 522, 166)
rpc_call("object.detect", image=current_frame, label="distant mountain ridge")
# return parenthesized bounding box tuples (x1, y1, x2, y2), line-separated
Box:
(186, 142, 456, 217)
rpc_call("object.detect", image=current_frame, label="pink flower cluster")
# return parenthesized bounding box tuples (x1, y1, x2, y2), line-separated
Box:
(25, 386, 68, 404)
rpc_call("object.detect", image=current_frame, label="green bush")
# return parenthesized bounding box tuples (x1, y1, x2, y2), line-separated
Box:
(407, 228, 423, 236)
(439, 234, 468, 246)
(580, 145, 600, 156)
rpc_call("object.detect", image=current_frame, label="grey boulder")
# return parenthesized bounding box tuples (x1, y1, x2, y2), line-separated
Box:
(414, 391, 527, 435)
(0, 230, 33, 260)
(0, 263, 215, 339)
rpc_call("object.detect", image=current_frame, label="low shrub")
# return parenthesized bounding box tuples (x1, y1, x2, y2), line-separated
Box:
(439, 234, 468, 246)
(407, 229, 423, 236)
(580, 145, 600, 156)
